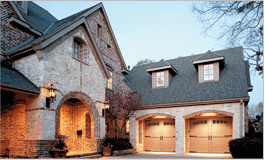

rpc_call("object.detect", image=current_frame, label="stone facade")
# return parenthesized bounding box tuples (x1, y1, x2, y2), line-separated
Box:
(130, 102, 246, 154)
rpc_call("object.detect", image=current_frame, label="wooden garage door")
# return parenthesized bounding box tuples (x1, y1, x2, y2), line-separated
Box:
(145, 119, 175, 152)
(190, 117, 232, 153)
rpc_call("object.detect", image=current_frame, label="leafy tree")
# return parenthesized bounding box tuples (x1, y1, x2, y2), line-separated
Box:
(193, 1, 263, 74)
(136, 58, 154, 66)
(107, 89, 142, 139)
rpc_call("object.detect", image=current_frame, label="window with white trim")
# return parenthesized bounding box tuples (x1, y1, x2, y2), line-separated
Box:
(156, 72, 164, 86)
(204, 64, 213, 81)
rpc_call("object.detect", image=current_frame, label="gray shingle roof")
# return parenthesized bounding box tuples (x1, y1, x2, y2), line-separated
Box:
(1, 66, 40, 94)
(244, 60, 252, 87)
(194, 50, 222, 61)
(19, 1, 57, 33)
(125, 47, 250, 106)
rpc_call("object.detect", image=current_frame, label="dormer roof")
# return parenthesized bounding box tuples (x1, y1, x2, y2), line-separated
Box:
(146, 59, 177, 75)
(192, 50, 225, 70)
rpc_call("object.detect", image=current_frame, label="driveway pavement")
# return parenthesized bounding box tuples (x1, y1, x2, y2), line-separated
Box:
(99, 152, 232, 159)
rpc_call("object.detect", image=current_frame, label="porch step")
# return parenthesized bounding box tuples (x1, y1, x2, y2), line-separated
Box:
(77, 154, 102, 158)
(67, 152, 102, 159)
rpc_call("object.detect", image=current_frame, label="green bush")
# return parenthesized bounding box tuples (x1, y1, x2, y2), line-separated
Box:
(229, 137, 263, 158)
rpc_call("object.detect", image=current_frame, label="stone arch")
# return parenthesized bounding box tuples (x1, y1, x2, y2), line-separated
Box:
(183, 110, 234, 119)
(136, 113, 176, 120)
(55, 91, 100, 139)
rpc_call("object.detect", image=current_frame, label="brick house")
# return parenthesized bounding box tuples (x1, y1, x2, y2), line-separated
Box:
(0, 1, 252, 158)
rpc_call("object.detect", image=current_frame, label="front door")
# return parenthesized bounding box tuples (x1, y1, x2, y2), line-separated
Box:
(190, 117, 232, 153)
(145, 119, 175, 152)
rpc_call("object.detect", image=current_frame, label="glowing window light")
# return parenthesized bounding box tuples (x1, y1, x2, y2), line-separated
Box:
(154, 116, 168, 119)
(201, 113, 217, 117)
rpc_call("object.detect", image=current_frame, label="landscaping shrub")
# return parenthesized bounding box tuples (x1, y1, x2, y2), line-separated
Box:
(101, 138, 133, 151)
(229, 137, 263, 158)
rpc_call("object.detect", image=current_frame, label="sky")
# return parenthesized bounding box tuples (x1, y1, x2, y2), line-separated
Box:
(34, 1, 263, 108)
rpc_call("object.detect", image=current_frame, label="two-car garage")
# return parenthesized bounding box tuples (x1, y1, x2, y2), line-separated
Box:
(141, 113, 233, 154)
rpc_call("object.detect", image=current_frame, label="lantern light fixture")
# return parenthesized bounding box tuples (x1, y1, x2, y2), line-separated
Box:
(47, 84, 56, 103)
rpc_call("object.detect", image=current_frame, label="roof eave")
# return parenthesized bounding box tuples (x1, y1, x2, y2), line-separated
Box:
(1, 83, 40, 96)
(136, 97, 250, 110)
(192, 56, 225, 71)
(8, 17, 42, 36)
(9, 1, 26, 22)
(146, 65, 177, 75)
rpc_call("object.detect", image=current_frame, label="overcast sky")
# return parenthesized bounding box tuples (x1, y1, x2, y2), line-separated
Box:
(34, 1, 263, 108)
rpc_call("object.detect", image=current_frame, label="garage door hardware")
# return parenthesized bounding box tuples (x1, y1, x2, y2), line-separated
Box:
(224, 135, 232, 137)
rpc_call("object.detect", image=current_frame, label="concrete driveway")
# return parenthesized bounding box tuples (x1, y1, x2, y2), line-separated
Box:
(99, 152, 232, 159)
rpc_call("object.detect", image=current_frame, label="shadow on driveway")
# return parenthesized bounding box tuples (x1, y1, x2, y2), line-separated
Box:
(100, 152, 232, 159)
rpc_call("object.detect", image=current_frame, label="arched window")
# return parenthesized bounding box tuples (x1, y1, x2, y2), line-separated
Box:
(72, 37, 89, 64)
(106, 65, 113, 89)
(85, 113, 91, 139)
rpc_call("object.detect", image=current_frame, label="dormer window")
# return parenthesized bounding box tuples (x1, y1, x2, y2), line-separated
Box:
(192, 51, 225, 83)
(204, 64, 213, 81)
(146, 60, 177, 89)
(156, 72, 165, 86)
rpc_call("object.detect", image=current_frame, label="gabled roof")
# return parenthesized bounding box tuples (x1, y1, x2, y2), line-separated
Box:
(125, 47, 250, 106)
(192, 50, 225, 70)
(5, 2, 128, 78)
(1, 66, 40, 95)
(146, 59, 177, 75)
(6, 2, 111, 79)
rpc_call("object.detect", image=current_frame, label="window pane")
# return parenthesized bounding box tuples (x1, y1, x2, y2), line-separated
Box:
(209, 75, 213, 80)
(208, 64, 213, 70)
(204, 65, 208, 70)
(204, 75, 208, 80)
(208, 70, 213, 74)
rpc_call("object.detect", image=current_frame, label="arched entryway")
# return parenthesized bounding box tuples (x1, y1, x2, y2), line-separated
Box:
(55, 92, 99, 154)
(136, 113, 176, 152)
(184, 111, 233, 154)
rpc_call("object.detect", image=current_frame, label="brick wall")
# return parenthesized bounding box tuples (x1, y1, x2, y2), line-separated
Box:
(24, 140, 57, 158)
(59, 101, 97, 152)
(0, 1, 35, 51)
(0, 104, 25, 158)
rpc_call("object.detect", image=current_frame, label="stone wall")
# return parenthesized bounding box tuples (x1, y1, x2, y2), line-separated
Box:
(130, 102, 244, 154)
(14, 25, 106, 141)
(87, 10, 129, 92)
(0, 1, 35, 51)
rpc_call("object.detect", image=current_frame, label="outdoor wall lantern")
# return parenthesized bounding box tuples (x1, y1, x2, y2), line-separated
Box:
(102, 100, 110, 116)
(46, 84, 56, 108)
(48, 84, 56, 102)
